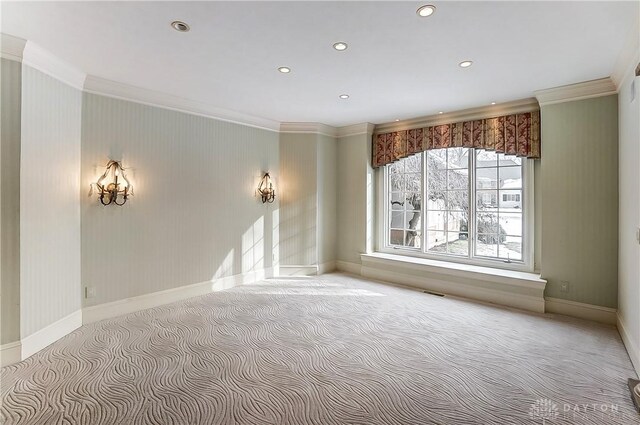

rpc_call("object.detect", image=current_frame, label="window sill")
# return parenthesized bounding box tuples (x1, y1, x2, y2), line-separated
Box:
(360, 252, 547, 312)
(380, 246, 533, 273)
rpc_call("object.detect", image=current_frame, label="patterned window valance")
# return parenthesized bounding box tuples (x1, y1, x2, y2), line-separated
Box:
(372, 111, 540, 168)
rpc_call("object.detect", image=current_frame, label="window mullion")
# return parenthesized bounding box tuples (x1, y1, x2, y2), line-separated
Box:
(421, 151, 427, 254)
(384, 165, 389, 248)
(496, 159, 501, 259)
(446, 151, 450, 252)
(470, 151, 475, 260)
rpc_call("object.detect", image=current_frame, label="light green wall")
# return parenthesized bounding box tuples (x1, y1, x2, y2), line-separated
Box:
(20, 65, 83, 337)
(279, 132, 338, 267)
(336, 133, 372, 265)
(1, 58, 21, 344)
(317, 133, 337, 266)
(540, 95, 618, 308)
(279, 133, 318, 265)
(82, 93, 279, 306)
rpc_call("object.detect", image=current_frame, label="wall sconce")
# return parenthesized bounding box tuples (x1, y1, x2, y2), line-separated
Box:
(95, 160, 133, 206)
(257, 172, 275, 203)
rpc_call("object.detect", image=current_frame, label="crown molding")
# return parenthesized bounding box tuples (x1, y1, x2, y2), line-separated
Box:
(611, 19, 640, 89)
(22, 41, 86, 90)
(84, 75, 280, 132)
(279, 122, 338, 137)
(337, 123, 375, 138)
(0, 33, 26, 62)
(5, 34, 279, 132)
(534, 78, 617, 106)
(375, 98, 539, 134)
(279, 122, 375, 138)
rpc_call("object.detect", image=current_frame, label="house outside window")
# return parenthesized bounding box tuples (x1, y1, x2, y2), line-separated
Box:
(382, 148, 532, 270)
(502, 193, 521, 203)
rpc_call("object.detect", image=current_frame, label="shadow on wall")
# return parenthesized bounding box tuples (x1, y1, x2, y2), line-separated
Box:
(189, 195, 278, 291)
(242, 216, 265, 273)
(212, 213, 275, 280)
(82, 163, 281, 307)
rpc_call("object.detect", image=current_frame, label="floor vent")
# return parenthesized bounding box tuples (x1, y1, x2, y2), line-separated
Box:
(423, 291, 445, 297)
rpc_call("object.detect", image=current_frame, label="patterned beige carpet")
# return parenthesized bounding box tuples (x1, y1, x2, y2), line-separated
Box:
(1, 273, 638, 424)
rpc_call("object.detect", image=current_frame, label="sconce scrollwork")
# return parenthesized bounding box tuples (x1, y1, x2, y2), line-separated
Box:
(95, 160, 133, 206)
(257, 172, 275, 203)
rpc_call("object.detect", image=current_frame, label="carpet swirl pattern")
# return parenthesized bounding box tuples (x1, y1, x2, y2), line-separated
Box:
(1, 273, 638, 424)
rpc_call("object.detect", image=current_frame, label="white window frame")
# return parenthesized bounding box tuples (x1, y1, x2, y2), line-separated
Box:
(377, 150, 534, 272)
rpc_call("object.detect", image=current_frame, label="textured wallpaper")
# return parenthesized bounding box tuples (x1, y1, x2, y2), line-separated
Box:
(81, 93, 279, 306)
(20, 65, 82, 337)
(540, 95, 619, 308)
(1, 59, 22, 344)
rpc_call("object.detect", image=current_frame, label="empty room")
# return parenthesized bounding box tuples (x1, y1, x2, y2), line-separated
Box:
(1, 1, 639, 424)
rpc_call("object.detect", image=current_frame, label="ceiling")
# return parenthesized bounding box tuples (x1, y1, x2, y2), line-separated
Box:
(2, 1, 638, 127)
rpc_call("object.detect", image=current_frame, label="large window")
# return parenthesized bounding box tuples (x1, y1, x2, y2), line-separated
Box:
(384, 148, 529, 269)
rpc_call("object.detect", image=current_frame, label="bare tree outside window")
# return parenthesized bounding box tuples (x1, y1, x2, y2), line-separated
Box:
(388, 155, 422, 247)
(425, 148, 470, 255)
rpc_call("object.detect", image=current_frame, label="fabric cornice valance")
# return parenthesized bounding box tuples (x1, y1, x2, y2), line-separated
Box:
(372, 111, 540, 168)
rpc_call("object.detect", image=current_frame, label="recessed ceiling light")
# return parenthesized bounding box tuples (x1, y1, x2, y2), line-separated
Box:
(171, 21, 190, 32)
(459, 60, 473, 68)
(439, 111, 444, 114)
(333, 42, 348, 51)
(278, 66, 291, 73)
(491, 102, 496, 105)
(395, 119, 400, 122)
(339, 94, 349, 99)
(417, 5, 436, 17)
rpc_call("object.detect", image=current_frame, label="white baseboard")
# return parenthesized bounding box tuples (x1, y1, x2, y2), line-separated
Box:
(318, 261, 336, 274)
(2, 269, 274, 367)
(277, 265, 318, 277)
(544, 297, 617, 325)
(336, 260, 362, 275)
(617, 313, 640, 377)
(0, 341, 22, 367)
(83, 267, 274, 324)
(21, 309, 83, 361)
